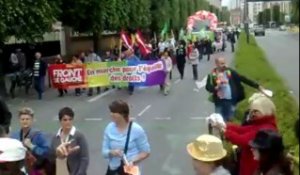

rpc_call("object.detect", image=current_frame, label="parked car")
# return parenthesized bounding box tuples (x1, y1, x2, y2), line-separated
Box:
(279, 25, 287, 31)
(254, 25, 265, 36)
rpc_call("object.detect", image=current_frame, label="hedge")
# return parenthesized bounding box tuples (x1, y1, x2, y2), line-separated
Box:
(234, 32, 299, 172)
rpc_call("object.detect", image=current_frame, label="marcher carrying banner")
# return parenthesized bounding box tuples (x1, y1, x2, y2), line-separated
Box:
(48, 60, 167, 89)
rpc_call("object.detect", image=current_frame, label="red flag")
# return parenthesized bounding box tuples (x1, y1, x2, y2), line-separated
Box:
(120, 30, 132, 50)
(135, 30, 151, 57)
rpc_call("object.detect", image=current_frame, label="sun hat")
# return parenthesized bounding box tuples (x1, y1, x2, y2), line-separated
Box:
(0, 138, 27, 162)
(248, 92, 266, 104)
(249, 129, 284, 152)
(250, 96, 276, 116)
(187, 134, 227, 162)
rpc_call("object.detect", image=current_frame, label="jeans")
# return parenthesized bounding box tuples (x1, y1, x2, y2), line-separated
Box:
(128, 84, 134, 95)
(231, 42, 235, 52)
(192, 64, 198, 80)
(34, 76, 45, 100)
(215, 99, 234, 121)
(177, 63, 185, 79)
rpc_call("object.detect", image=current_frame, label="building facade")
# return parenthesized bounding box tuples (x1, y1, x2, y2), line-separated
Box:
(249, 1, 292, 23)
(208, 0, 222, 9)
(248, 2, 264, 23)
(230, 8, 243, 25)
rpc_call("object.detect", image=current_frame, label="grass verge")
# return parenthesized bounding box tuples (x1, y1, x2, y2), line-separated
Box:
(234, 32, 299, 173)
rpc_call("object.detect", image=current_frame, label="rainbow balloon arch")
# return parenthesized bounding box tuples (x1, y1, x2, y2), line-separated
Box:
(186, 10, 219, 41)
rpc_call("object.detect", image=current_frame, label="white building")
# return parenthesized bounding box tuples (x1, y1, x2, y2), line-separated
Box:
(248, 2, 264, 23)
(208, 0, 222, 9)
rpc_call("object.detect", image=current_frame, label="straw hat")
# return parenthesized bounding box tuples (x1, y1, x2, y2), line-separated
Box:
(187, 134, 227, 162)
(250, 96, 276, 116)
(0, 138, 26, 162)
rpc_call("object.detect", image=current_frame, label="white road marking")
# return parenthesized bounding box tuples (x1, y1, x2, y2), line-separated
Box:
(193, 88, 200, 92)
(88, 89, 116, 102)
(138, 105, 151, 117)
(154, 117, 172, 120)
(85, 118, 103, 121)
(190, 117, 207, 120)
(174, 79, 181, 84)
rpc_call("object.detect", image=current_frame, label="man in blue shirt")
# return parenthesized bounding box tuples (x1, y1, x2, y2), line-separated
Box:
(125, 49, 140, 95)
(11, 107, 50, 174)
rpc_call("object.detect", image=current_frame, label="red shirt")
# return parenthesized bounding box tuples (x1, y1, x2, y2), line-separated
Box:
(187, 44, 193, 58)
(224, 116, 278, 175)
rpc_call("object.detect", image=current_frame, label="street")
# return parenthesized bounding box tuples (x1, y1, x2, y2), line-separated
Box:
(255, 29, 299, 102)
(5, 30, 299, 174)
(6, 48, 234, 175)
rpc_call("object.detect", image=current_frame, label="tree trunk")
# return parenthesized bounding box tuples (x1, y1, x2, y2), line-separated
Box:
(0, 43, 8, 98)
(92, 32, 99, 53)
(64, 26, 72, 56)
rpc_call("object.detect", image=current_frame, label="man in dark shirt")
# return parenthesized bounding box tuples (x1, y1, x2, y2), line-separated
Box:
(176, 41, 187, 80)
(33, 52, 47, 100)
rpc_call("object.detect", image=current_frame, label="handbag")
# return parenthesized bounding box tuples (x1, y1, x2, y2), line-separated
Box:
(106, 122, 133, 175)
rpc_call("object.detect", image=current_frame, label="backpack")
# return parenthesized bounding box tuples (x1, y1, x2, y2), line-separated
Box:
(24, 131, 53, 175)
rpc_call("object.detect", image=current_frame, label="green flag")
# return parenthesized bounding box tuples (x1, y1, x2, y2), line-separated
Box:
(160, 22, 169, 40)
(178, 28, 185, 40)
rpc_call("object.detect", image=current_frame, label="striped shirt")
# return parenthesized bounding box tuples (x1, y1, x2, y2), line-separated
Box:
(33, 60, 40, 77)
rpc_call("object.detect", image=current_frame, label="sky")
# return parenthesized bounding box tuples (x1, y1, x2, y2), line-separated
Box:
(222, 0, 231, 7)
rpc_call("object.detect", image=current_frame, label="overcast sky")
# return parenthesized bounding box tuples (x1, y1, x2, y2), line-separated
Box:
(222, 0, 230, 7)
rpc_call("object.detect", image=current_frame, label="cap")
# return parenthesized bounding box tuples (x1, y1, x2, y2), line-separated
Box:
(0, 138, 26, 162)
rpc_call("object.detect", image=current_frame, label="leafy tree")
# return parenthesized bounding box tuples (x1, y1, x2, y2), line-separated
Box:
(179, 0, 189, 29)
(220, 7, 230, 24)
(0, 0, 58, 97)
(169, 0, 181, 31)
(150, 0, 171, 34)
(291, 0, 299, 24)
(187, 0, 196, 16)
(127, 0, 151, 30)
(262, 8, 271, 25)
(272, 5, 280, 25)
(258, 12, 264, 25)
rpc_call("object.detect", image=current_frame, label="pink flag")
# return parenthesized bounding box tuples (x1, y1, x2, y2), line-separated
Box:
(135, 30, 151, 57)
(120, 30, 132, 50)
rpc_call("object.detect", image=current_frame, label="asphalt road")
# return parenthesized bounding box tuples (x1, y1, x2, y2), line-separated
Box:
(255, 29, 299, 103)
(6, 46, 236, 175)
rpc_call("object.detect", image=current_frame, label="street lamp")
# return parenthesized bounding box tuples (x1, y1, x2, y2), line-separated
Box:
(244, 0, 250, 43)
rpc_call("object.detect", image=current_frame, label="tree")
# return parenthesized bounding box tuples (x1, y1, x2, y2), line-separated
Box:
(169, 0, 181, 31)
(127, 0, 151, 30)
(258, 12, 264, 24)
(272, 5, 280, 25)
(291, 0, 299, 24)
(150, 0, 171, 34)
(179, 0, 189, 31)
(187, 0, 196, 16)
(198, 0, 210, 11)
(262, 8, 271, 25)
(220, 7, 230, 24)
(0, 0, 58, 97)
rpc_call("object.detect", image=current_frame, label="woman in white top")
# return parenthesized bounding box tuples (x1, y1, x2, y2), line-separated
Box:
(162, 51, 173, 95)
(189, 44, 199, 81)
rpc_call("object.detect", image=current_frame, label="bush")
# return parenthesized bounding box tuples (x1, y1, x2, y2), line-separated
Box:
(234, 32, 299, 169)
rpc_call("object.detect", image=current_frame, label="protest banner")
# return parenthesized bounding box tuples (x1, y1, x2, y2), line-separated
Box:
(48, 60, 166, 89)
(48, 64, 86, 89)
(86, 62, 110, 87)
